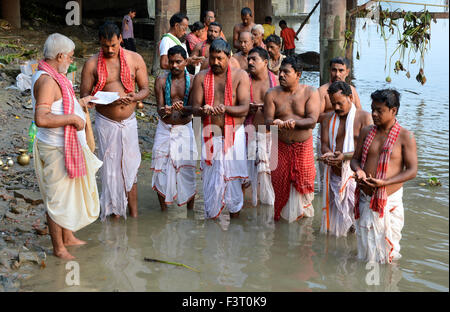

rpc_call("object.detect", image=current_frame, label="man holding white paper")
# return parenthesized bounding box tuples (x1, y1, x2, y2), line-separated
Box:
(81, 21, 149, 220)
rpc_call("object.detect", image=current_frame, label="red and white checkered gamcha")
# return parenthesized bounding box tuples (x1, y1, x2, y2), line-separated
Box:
(37, 60, 86, 178)
(91, 47, 134, 95)
(354, 120, 402, 219)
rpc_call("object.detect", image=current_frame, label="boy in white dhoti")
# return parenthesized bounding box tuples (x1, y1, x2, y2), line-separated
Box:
(191, 39, 250, 219)
(33, 33, 102, 260)
(320, 81, 372, 237)
(152, 45, 197, 210)
(351, 89, 417, 264)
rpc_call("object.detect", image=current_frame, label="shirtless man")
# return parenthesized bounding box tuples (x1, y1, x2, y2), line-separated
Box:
(191, 22, 223, 71)
(318, 57, 361, 122)
(191, 39, 250, 220)
(351, 89, 417, 264)
(320, 81, 372, 237)
(81, 22, 150, 220)
(233, 7, 256, 50)
(151, 45, 197, 211)
(199, 10, 226, 41)
(265, 56, 320, 222)
(232, 31, 254, 71)
(316, 57, 361, 193)
(246, 47, 278, 206)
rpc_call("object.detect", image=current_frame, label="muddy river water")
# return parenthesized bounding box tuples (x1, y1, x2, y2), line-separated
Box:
(21, 1, 448, 292)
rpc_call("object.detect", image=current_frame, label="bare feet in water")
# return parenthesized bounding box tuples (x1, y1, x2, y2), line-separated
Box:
(63, 236, 87, 246)
(54, 248, 75, 260)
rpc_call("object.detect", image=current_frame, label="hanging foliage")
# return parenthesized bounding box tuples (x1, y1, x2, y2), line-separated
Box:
(347, 4, 436, 85)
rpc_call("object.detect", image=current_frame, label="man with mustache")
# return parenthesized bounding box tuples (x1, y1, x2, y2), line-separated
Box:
(232, 31, 254, 71)
(265, 34, 285, 76)
(265, 56, 320, 222)
(191, 39, 250, 220)
(159, 13, 203, 71)
(191, 22, 223, 71)
(233, 7, 256, 50)
(33, 33, 102, 260)
(351, 89, 417, 264)
(319, 81, 372, 237)
(246, 47, 278, 207)
(81, 22, 150, 220)
(199, 10, 226, 41)
(316, 57, 361, 193)
(151, 45, 197, 211)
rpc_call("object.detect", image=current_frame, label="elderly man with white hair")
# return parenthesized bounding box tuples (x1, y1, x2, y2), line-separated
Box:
(32, 33, 102, 260)
(251, 24, 266, 50)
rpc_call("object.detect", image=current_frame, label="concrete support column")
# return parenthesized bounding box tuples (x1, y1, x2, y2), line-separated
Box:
(319, 0, 346, 85)
(1, 0, 21, 29)
(254, 0, 273, 24)
(152, 0, 181, 74)
(207, 0, 254, 44)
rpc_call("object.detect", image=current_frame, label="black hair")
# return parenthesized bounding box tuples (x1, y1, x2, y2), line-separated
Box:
(327, 81, 352, 96)
(170, 12, 188, 27)
(279, 20, 287, 27)
(189, 21, 204, 32)
(265, 16, 272, 22)
(209, 38, 231, 57)
(241, 7, 252, 16)
(209, 21, 222, 32)
(329, 57, 350, 68)
(265, 34, 281, 46)
(99, 21, 121, 40)
(128, 8, 136, 13)
(281, 56, 303, 73)
(168, 45, 187, 59)
(201, 10, 215, 23)
(249, 46, 269, 61)
(370, 89, 401, 114)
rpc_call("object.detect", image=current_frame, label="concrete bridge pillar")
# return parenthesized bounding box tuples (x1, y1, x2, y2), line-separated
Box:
(319, 0, 346, 85)
(206, 0, 254, 44)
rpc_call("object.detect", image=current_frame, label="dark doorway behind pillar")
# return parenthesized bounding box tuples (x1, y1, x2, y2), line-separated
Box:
(201, 0, 209, 21)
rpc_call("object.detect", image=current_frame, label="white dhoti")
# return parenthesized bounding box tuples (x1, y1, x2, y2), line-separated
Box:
(356, 188, 404, 264)
(33, 140, 103, 232)
(151, 120, 198, 206)
(247, 131, 275, 206)
(201, 125, 248, 219)
(321, 104, 357, 236)
(320, 170, 356, 237)
(95, 112, 141, 220)
(280, 186, 315, 223)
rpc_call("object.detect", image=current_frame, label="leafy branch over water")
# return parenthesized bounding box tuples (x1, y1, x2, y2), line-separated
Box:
(348, 4, 436, 85)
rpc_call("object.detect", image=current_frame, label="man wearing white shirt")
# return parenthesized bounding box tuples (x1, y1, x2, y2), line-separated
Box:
(159, 12, 202, 71)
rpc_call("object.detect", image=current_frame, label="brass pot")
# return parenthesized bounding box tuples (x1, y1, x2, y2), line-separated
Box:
(17, 149, 30, 166)
(137, 101, 144, 109)
(2, 165, 8, 171)
(0, 159, 3, 167)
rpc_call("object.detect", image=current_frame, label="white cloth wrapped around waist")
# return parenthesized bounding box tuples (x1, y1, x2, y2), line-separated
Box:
(320, 170, 355, 237)
(95, 112, 141, 220)
(201, 125, 248, 219)
(33, 139, 102, 232)
(247, 131, 274, 206)
(151, 119, 197, 206)
(356, 187, 404, 264)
